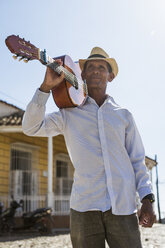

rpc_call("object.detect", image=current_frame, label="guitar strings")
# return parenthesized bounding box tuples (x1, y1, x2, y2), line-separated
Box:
(57, 65, 83, 83)
(49, 63, 85, 90)
(47, 57, 82, 82)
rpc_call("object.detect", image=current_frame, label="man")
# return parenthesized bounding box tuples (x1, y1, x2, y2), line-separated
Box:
(22, 47, 155, 248)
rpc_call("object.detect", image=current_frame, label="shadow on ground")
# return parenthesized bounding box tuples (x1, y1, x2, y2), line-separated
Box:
(0, 230, 69, 242)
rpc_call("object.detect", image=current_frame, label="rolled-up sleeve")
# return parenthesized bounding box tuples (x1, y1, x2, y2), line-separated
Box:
(125, 111, 152, 201)
(22, 89, 65, 137)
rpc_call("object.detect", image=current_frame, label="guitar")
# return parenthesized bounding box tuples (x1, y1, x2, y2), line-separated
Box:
(5, 35, 88, 108)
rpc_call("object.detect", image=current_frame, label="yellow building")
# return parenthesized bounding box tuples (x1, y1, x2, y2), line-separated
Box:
(0, 100, 74, 228)
(0, 99, 157, 229)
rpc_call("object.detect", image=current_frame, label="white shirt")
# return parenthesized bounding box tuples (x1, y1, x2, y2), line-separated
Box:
(22, 89, 152, 215)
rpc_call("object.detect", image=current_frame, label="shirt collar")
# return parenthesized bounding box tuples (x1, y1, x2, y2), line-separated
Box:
(85, 94, 111, 105)
(79, 94, 119, 109)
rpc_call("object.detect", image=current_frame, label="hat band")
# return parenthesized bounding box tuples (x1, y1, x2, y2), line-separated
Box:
(88, 54, 106, 59)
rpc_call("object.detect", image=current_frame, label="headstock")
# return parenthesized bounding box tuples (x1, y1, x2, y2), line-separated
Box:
(5, 35, 40, 63)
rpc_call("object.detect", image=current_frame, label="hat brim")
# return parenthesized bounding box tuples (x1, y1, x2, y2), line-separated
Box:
(79, 57, 118, 77)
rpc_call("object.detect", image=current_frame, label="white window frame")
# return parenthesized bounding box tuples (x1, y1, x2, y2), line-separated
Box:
(54, 153, 73, 196)
(9, 142, 39, 201)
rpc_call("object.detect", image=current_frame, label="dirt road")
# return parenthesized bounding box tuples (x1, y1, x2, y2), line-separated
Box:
(0, 223, 165, 248)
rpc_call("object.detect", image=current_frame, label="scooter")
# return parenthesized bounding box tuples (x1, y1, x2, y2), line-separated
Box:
(0, 198, 23, 233)
(20, 206, 54, 234)
(10, 199, 55, 235)
(0, 198, 54, 235)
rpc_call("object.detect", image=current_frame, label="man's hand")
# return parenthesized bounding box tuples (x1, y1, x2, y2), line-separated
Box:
(139, 199, 156, 227)
(40, 59, 65, 93)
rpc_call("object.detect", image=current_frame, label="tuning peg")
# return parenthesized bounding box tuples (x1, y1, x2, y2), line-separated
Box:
(23, 59, 28, 63)
(12, 55, 18, 60)
(19, 57, 24, 61)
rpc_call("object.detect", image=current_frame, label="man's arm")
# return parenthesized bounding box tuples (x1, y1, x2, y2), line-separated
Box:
(22, 60, 65, 137)
(125, 111, 155, 227)
(22, 89, 65, 137)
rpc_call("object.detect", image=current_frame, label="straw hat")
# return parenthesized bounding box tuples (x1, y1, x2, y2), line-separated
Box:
(79, 47, 118, 77)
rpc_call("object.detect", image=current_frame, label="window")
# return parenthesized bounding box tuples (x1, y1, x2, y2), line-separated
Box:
(10, 143, 39, 201)
(11, 149, 32, 171)
(56, 160, 68, 178)
(55, 154, 73, 196)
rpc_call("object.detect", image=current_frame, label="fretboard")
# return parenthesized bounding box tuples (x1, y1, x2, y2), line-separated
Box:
(40, 51, 78, 89)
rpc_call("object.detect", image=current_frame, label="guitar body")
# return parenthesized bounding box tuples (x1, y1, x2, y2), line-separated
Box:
(52, 55, 87, 108)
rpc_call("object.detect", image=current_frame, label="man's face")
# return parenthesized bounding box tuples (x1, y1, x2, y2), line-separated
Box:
(81, 60, 114, 91)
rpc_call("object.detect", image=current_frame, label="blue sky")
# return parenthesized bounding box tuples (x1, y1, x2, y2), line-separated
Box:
(1, 0, 165, 218)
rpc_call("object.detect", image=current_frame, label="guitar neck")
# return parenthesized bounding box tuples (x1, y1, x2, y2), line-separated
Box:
(5, 34, 79, 91)
(40, 50, 78, 89)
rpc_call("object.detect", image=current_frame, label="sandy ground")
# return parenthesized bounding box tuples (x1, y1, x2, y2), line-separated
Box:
(0, 224, 165, 248)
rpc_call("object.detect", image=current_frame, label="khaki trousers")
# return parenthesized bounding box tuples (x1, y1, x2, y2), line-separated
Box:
(70, 208, 142, 248)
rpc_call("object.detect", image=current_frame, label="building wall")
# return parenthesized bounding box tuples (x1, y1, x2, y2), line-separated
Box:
(0, 132, 71, 197)
(0, 134, 10, 195)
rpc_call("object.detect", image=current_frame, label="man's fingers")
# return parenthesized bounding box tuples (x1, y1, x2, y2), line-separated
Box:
(40, 68, 65, 93)
(59, 71, 65, 80)
(147, 214, 155, 227)
(139, 214, 155, 227)
(139, 211, 145, 225)
(142, 221, 153, 228)
(56, 72, 65, 84)
(55, 59, 63, 66)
